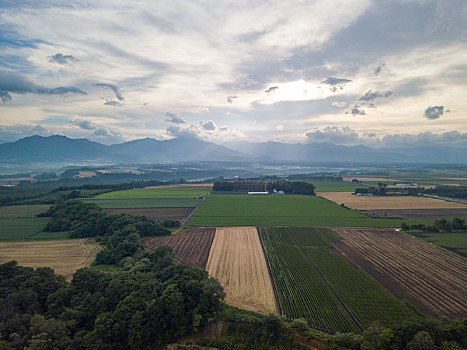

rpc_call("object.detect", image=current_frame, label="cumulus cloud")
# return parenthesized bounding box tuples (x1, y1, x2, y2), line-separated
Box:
(331, 101, 346, 108)
(49, 53, 79, 64)
(265, 86, 278, 95)
(92, 128, 126, 144)
(165, 112, 186, 124)
(70, 117, 96, 130)
(424, 105, 445, 120)
(94, 83, 125, 103)
(227, 95, 237, 103)
(166, 119, 244, 142)
(201, 121, 216, 130)
(0, 72, 86, 101)
(348, 106, 366, 115)
(0, 124, 51, 142)
(359, 90, 394, 102)
(306, 126, 361, 145)
(273, 124, 284, 131)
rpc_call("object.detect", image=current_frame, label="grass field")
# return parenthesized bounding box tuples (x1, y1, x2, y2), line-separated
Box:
(415, 232, 467, 256)
(83, 198, 200, 208)
(0, 204, 49, 217)
(312, 181, 368, 192)
(206, 227, 278, 315)
(94, 186, 211, 199)
(0, 217, 51, 240)
(318, 192, 467, 210)
(187, 194, 430, 227)
(105, 207, 193, 220)
(0, 239, 100, 280)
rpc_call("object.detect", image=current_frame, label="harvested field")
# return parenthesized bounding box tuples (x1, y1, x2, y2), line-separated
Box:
(105, 207, 193, 221)
(318, 191, 467, 210)
(0, 239, 100, 280)
(143, 228, 215, 268)
(331, 228, 467, 318)
(362, 208, 467, 219)
(206, 227, 278, 315)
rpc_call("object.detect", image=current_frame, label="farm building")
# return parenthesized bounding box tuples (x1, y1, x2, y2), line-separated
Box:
(248, 191, 269, 195)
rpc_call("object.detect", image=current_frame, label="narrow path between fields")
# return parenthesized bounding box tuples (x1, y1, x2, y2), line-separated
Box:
(181, 196, 206, 226)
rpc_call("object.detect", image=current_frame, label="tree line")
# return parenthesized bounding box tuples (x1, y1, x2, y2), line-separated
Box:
(213, 181, 316, 195)
(401, 218, 466, 232)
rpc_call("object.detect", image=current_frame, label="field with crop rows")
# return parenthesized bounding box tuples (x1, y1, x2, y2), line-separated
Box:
(95, 186, 210, 199)
(290, 227, 417, 328)
(332, 228, 467, 318)
(105, 207, 193, 221)
(0, 217, 51, 240)
(187, 194, 430, 227)
(259, 226, 359, 332)
(414, 232, 467, 257)
(143, 227, 215, 268)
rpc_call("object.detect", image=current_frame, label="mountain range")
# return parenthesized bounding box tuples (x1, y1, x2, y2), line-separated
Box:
(0, 135, 466, 164)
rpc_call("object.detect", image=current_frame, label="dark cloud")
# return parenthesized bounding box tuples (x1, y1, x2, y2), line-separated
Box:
(103, 100, 122, 106)
(201, 121, 215, 130)
(264, 86, 278, 95)
(320, 77, 352, 92)
(374, 64, 385, 75)
(70, 117, 96, 130)
(0, 72, 86, 101)
(94, 83, 124, 101)
(306, 126, 361, 145)
(227, 95, 237, 103)
(49, 53, 79, 64)
(165, 112, 186, 124)
(350, 107, 366, 115)
(424, 105, 444, 120)
(0, 91, 12, 102)
(91, 128, 126, 144)
(359, 90, 394, 102)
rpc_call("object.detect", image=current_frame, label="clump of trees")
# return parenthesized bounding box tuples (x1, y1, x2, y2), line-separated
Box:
(0, 248, 225, 350)
(401, 218, 466, 232)
(213, 181, 315, 195)
(42, 200, 170, 265)
(422, 185, 467, 200)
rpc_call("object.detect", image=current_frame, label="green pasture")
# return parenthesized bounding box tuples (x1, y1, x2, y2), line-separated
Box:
(415, 232, 467, 255)
(94, 186, 211, 199)
(187, 194, 432, 227)
(312, 181, 368, 192)
(83, 198, 201, 208)
(0, 217, 51, 240)
(0, 204, 49, 217)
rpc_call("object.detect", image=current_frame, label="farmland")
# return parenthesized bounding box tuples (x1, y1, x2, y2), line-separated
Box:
(206, 227, 278, 315)
(259, 226, 359, 332)
(332, 228, 467, 318)
(414, 232, 467, 257)
(143, 227, 215, 268)
(94, 186, 210, 199)
(83, 198, 200, 208)
(0, 217, 51, 240)
(0, 239, 100, 280)
(187, 194, 429, 227)
(0, 204, 49, 217)
(105, 207, 193, 221)
(362, 208, 467, 219)
(318, 191, 467, 210)
(312, 180, 368, 192)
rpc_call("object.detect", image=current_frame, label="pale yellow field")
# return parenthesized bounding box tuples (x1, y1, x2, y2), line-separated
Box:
(0, 239, 100, 280)
(318, 191, 467, 210)
(206, 227, 278, 315)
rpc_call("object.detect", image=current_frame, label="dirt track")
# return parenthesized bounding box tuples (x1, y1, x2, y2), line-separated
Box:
(0, 239, 100, 281)
(206, 227, 278, 315)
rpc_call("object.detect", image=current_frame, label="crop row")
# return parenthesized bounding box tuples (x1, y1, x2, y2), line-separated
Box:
(290, 227, 418, 328)
(259, 227, 358, 332)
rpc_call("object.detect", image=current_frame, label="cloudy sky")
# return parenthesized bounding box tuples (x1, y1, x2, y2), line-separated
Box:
(1, 0, 466, 147)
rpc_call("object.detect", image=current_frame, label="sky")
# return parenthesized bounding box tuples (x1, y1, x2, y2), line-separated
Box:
(0, 0, 467, 148)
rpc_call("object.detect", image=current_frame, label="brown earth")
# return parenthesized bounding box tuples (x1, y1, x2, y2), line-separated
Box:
(362, 208, 467, 219)
(0, 239, 100, 281)
(143, 228, 215, 268)
(105, 207, 193, 221)
(318, 191, 467, 210)
(331, 228, 467, 318)
(206, 227, 278, 315)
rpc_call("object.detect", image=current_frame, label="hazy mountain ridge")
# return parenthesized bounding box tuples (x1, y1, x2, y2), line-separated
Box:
(1, 135, 466, 164)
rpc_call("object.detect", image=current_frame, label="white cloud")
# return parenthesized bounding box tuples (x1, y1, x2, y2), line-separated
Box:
(273, 124, 284, 131)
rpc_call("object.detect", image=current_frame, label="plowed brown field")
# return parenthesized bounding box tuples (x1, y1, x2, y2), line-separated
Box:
(206, 227, 278, 315)
(143, 228, 215, 268)
(318, 191, 467, 210)
(0, 239, 100, 280)
(332, 228, 467, 318)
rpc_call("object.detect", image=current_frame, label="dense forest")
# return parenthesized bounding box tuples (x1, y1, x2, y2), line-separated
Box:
(213, 181, 316, 195)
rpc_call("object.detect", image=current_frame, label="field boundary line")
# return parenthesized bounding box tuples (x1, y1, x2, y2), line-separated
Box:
(182, 196, 207, 226)
(257, 227, 282, 316)
(287, 227, 364, 331)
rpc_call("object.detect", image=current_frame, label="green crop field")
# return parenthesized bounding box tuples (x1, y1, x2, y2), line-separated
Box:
(0, 217, 51, 240)
(187, 194, 431, 227)
(83, 198, 201, 208)
(0, 205, 50, 217)
(415, 232, 467, 255)
(290, 227, 418, 329)
(95, 186, 211, 199)
(259, 226, 359, 332)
